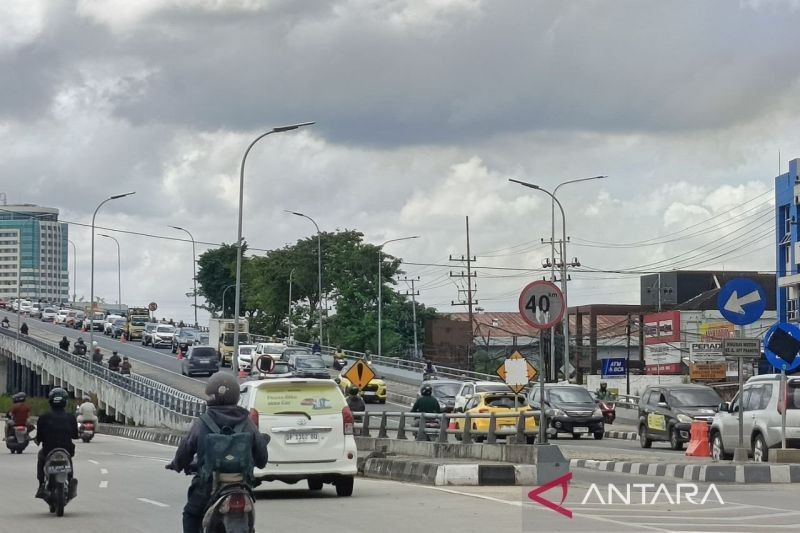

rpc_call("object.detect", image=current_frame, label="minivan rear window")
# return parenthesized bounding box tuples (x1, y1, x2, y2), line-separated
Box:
(254, 383, 344, 416)
(191, 348, 217, 358)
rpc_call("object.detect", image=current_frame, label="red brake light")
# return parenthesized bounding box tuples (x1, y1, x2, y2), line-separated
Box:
(478, 409, 490, 413)
(14, 426, 25, 430)
(249, 408, 260, 428)
(220, 493, 251, 514)
(342, 406, 354, 435)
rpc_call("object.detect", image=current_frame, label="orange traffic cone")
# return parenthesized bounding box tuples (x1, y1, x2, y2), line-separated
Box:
(177, 349, 184, 360)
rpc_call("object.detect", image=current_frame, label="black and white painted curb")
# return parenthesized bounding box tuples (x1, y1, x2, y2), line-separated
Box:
(97, 424, 184, 447)
(571, 458, 800, 484)
(362, 457, 536, 486)
(604, 430, 638, 440)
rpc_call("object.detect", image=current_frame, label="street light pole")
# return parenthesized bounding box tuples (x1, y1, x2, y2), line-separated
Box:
(68, 240, 77, 303)
(170, 225, 198, 327)
(98, 234, 121, 308)
(550, 176, 607, 381)
(231, 121, 314, 375)
(221, 284, 237, 319)
(285, 211, 323, 344)
(288, 268, 296, 341)
(89, 193, 135, 355)
(376, 236, 421, 357)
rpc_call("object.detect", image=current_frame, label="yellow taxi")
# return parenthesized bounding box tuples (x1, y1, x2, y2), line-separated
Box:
(453, 391, 537, 443)
(338, 374, 388, 404)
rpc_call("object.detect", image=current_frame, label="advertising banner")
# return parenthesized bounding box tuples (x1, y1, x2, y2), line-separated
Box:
(644, 344, 683, 375)
(689, 363, 727, 382)
(601, 358, 626, 379)
(689, 341, 724, 362)
(644, 311, 681, 346)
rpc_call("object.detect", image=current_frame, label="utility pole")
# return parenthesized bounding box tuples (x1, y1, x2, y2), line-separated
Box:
(401, 277, 421, 359)
(626, 314, 632, 395)
(450, 216, 477, 369)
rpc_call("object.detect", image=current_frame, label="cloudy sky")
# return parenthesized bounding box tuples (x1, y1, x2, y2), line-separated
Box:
(1, 0, 795, 322)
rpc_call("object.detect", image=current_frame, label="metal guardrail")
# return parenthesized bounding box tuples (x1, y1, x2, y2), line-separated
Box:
(352, 410, 540, 444)
(614, 394, 640, 409)
(0, 328, 206, 417)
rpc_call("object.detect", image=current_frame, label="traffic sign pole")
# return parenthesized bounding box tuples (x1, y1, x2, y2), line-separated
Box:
(782, 368, 787, 450)
(538, 327, 547, 445)
(738, 357, 744, 448)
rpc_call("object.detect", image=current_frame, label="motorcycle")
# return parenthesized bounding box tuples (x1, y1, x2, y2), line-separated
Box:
(168, 462, 255, 533)
(42, 448, 77, 517)
(332, 358, 346, 371)
(598, 400, 616, 425)
(5, 420, 31, 454)
(72, 344, 87, 356)
(78, 421, 95, 443)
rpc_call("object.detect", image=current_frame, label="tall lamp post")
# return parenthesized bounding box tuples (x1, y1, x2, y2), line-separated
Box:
(377, 236, 420, 357)
(221, 283, 238, 319)
(285, 211, 323, 344)
(89, 193, 135, 355)
(170, 225, 198, 327)
(232, 122, 314, 375)
(68, 240, 77, 303)
(547, 176, 607, 381)
(98, 234, 122, 309)
(288, 268, 296, 341)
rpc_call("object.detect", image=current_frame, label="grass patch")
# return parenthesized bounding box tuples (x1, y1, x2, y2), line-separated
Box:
(0, 395, 79, 417)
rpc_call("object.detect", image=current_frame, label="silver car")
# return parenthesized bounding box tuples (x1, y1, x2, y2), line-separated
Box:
(710, 374, 800, 462)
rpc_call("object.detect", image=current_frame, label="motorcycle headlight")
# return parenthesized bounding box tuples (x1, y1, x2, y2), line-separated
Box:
(592, 408, 602, 417)
(676, 414, 693, 424)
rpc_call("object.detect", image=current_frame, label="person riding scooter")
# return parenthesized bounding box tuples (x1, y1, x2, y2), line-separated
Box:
(59, 336, 70, 351)
(346, 386, 365, 414)
(165, 373, 268, 533)
(7, 392, 32, 439)
(1, 316, 9, 329)
(120, 356, 132, 375)
(91, 345, 103, 365)
(72, 337, 87, 356)
(107, 351, 121, 372)
(76, 396, 98, 427)
(596, 382, 613, 401)
(35, 388, 78, 499)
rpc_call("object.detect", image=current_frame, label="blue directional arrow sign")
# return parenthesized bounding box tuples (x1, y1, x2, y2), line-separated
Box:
(763, 323, 800, 372)
(717, 278, 767, 326)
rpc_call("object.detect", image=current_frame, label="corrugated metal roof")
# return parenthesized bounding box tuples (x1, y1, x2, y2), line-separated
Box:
(447, 312, 633, 340)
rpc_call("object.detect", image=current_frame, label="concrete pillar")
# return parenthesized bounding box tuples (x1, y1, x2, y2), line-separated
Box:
(0, 355, 8, 395)
(590, 311, 598, 375)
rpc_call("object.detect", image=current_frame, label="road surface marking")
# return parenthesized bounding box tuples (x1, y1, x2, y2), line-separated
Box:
(113, 451, 172, 460)
(100, 468, 109, 475)
(99, 480, 108, 488)
(88, 459, 99, 465)
(137, 497, 170, 508)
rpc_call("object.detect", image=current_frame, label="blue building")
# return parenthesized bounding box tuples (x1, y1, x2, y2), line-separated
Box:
(0, 205, 69, 303)
(776, 159, 800, 323)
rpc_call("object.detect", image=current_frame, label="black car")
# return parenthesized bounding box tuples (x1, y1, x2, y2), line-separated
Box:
(638, 384, 721, 450)
(181, 346, 219, 377)
(172, 327, 199, 353)
(529, 384, 605, 440)
(419, 379, 461, 413)
(281, 347, 313, 362)
(290, 355, 329, 379)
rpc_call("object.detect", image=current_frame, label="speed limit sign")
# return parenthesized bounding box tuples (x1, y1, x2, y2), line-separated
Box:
(518, 280, 564, 329)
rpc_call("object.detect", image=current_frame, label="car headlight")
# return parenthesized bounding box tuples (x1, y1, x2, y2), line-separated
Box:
(438, 400, 447, 409)
(592, 408, 602, 417)
(676, 414, 693, 424)
(548, 408, 566, 417)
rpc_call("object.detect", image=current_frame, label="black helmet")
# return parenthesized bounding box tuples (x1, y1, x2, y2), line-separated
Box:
(77, 337, 84, 343)
(348, 386, 360, 396)
(12, 392, 26, 403)
(205, 372, 240, 406)
(112, 351, 118, 356)
(600, 382, 608, 389)
(48, 388, 69, 410)
(421, 384, 433, 396)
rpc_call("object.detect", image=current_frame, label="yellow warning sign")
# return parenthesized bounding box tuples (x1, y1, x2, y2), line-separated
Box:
(496, 351, 538, 394)
(343, 359, 376, 390)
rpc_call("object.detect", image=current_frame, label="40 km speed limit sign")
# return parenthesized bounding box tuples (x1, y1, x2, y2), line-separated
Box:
(518, 280, 565, 329)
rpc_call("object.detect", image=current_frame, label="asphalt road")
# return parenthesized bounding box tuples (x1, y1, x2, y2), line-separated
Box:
(0, 434, 794, 532)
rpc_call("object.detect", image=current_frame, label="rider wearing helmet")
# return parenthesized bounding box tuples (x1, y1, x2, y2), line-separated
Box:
(346, 386, 366, 413)
(7, 392, 32, 439)
(411, 384, 442, 415)
(35, 388, 78, 498)
(166, 373, 268, 533)
(596, 381, 612, 401)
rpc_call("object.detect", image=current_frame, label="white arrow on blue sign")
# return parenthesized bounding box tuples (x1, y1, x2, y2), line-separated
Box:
(717, 278, 767, 326)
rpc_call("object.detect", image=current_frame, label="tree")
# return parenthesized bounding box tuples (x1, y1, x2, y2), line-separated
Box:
(196, 242, 244, 317)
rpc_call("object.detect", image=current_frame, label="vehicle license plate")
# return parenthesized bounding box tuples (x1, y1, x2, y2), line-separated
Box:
(286, 432, 319, 444)
(573, 427, 589, 434)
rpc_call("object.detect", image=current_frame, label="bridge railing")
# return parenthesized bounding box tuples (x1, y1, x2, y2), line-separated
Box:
(0, 328, 205, 417)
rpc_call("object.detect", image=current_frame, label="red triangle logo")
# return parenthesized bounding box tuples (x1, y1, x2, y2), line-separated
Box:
(527, 472, 572, 519)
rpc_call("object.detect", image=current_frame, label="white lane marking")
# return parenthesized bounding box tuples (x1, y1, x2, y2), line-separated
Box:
(99, 480, 109, 488)
(114, 452, 172, 461)
(100, 468, 109, 475)
(137, 497, 170, 508)
(88, 459, 99, 465)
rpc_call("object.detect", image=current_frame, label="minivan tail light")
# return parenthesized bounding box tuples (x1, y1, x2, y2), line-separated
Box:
(249, 408, 260, 428)
(342, 406, 354, 435)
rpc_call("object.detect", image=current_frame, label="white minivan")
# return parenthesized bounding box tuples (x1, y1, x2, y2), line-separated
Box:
(238, 378, 357, 496)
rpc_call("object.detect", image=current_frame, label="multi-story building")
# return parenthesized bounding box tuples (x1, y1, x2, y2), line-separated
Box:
(0, 204, 69, 303)
(776, 159, 800, 322)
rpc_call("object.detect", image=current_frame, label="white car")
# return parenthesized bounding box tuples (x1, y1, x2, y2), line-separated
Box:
(255, 342, 287, 358)
(237, 344, 258, 371)
(454, 381, 514, 412)
(104, 314, 124, 335)
(54, 309, 70, 324)
(41, 307, 58, 322)
(238, 378, 357, 496)
(19, 300, 32, 313)
(151, 324, 176, 348)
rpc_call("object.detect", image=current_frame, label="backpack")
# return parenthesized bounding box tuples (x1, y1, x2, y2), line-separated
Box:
(198, 413, 255, 485)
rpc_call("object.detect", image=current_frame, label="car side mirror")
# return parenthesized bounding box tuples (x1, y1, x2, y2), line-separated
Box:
(657, 401, 668, 408)
(718, 402, 729, 413)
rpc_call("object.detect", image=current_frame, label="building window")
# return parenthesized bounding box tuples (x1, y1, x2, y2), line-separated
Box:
(789, 298, 798, 321)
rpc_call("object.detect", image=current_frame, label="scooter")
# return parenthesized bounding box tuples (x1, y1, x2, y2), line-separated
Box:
(5, 420, 31, 454)
(598, 400, 616, 425)
(332, 358, 346, 371)
(78, 421, 95, 443)
(42, 448, 77, 517)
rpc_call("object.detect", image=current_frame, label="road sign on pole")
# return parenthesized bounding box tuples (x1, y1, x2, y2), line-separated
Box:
(343, 359, 376, 390)
(496, 351, 538, 394)
(717, 278, 766, 326)
(518, 280, 564, 330)
(764, 323, 800, 372)
(722, 338, 761, 358)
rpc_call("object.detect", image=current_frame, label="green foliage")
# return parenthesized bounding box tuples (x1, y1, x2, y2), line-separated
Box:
(0, 395, 78, 417)
(196, 242, 244, 317)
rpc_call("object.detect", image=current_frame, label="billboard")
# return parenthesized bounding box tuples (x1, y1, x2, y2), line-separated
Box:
(644, 344, 684, 375)
(644, 311, 681, 345)
(689, 341, 724, 362)
(601, 358, 626, 379)
(689, 363, 727, 382)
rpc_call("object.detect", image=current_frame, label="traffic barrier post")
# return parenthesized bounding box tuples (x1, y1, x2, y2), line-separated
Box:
(486, 413, 497, 444)
(685, 421, 711, 457)
(396, 412, 407, 440)
(377, 412, 389, 439)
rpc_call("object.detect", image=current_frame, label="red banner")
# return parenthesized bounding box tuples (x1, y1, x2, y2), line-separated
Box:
(645, 363, 683, 375)
(644, 311, 681, 346)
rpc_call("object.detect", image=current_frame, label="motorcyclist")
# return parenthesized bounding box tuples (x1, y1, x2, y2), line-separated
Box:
(311, 339, 321, 354)
(596, 382, 613, 401)
(76, 396, 98, 426)
(91, 344, 103, 365)
(7, 392, 32, 439)
(73, 337, 87, 356)
(333, 347, 346, 370)
(107, 351, 121, 372)
(165, 373, 268, 533)
(35, 388, 78, 499)
(346, 386, 366, 413)
(411, 384, 441, 441)
(363, 350, 373, 364)
(1, 316, 9, 328)
(20, 322, 28, 335)
(59, 336, 70, 351)
(120, 356, 132, 375)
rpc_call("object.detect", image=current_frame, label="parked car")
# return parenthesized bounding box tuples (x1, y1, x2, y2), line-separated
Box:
(110, 318, 127, 339)
(151, 324, 176, 348)
(529, 384, 605, 440)
(172, 327, 200, 353)
(238, 377, 357, 496)
(141, 323, 158, 346)
(288, 355, 329, 379)
(41, 307, 58, 322)
(454, 381, 513, 412)
(710, 374, 800, 462)
(638, 384, 721, 450)
(281, 347, 314, 362)
(237, 344, 258, 372)
(420, 379, 461, 412)
(180, 346, 220, 377)
(453, 391, 537, 443)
